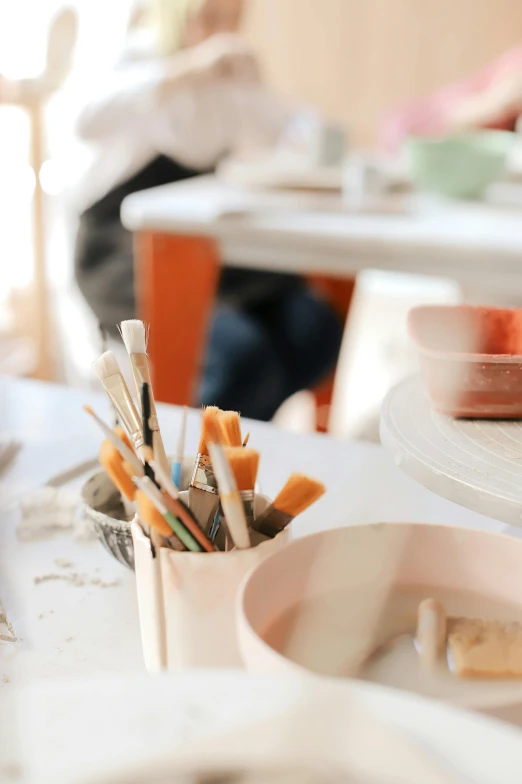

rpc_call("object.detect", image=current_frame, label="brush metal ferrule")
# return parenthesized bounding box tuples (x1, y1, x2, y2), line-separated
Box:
(239, 490, 255, 525)
(104, 373, 144, 450)
(253, 507, 292, 539)
(190, 454, 217, 494)
(130, 353, 160, 431)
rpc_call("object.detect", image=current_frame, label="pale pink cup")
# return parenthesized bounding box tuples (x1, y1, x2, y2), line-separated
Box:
(237, 522, 522, 711)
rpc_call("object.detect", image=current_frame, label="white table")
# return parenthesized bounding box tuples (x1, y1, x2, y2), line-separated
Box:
(0, 375, 515, 685)
(16, 673, 522, 784)
(380, 374, 522, 528)
(2, 377, 522, 781)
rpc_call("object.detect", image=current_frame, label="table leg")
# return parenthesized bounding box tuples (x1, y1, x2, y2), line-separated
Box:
(134, 231, 220, 405)
(307, 275, 356, 432)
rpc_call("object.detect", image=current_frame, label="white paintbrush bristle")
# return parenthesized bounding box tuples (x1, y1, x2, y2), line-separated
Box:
(93, 350, 121, 381)
(120, 319, 147, 354)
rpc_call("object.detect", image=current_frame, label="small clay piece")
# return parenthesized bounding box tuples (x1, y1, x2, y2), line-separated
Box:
(416, 598, 447, 669)
(448, 617, 522, 678)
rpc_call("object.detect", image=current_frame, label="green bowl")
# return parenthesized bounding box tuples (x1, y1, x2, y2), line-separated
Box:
(405, 131, 516, 199)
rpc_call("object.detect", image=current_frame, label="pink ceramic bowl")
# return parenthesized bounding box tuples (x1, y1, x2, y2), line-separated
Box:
(409, 304, 522, 418)
(237, 523, 522, 711)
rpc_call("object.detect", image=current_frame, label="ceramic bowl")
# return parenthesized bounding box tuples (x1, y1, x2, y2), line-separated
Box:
(405, 131, 515, 198)
(409, 304, 522, 417)
(237, 522, 522, 711)
(81, 456, 196, 570)
(81, 470, 134, 569)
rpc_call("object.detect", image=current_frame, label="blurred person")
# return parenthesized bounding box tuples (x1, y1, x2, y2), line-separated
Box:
(72, 0, 342, 420)
(381, 44, 522, 152)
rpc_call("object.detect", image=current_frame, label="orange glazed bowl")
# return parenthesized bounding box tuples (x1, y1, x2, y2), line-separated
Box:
(408, 305, 522, 418)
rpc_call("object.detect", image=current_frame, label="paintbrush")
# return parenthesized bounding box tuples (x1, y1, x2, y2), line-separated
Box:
(98, 440, 137, 502)
(134, 486, 185, 551)
(171, 406, 187, 489)
(220, 410, 242, 446)
(223, 446, 259, 526)
(83, 405, 144, 479)
(205, 418, 250, 549)
(98, 323, 119, 427)
(134, 476, 203, 552)
(93, 351, 146, 457)
(150, 459, 216, 553)
(120, 319, 169, 474)
(141, 382, 156, 482)
(189, 406, 221, 533)
(253, 473, 325, 538)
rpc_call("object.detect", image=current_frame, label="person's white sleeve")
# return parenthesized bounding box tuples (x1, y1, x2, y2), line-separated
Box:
(75, 60, 167, 141)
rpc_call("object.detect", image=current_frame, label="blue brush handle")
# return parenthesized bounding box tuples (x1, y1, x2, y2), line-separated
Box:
(171, 460, 182, 489)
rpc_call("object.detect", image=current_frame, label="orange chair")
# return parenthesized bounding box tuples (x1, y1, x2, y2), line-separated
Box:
(135, 231, 355, 431)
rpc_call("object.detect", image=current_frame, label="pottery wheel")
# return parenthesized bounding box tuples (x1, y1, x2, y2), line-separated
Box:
(380, 375, 522, 527)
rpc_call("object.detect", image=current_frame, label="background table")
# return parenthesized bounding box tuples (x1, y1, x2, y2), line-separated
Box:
(121, 174, 522, 421)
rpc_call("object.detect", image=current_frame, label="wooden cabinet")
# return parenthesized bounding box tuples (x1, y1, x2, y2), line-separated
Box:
(245, 0, 522, 144)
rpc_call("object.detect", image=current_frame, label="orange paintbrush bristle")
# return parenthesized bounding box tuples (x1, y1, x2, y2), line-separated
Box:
(273, 473, 326, 517)
(99, 440, 136, 501)
(198, 406, 221, 455)
(135, 489, 172, 537)
(223, 446, 259, 491)
(220, 410, 242, 446)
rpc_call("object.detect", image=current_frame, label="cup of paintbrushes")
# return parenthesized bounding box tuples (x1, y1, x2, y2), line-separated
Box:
(131, 493, 288, 671)
(132, 423, 289, 671)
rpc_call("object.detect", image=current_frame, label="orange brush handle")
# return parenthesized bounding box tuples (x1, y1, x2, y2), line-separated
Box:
(99, 441, 136, 501)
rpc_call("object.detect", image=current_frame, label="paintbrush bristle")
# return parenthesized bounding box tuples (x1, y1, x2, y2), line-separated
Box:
(273, 473, 325, 517)
(220, 411, 242, 446)
(99, 440, 136, 501)
(119, 319, 147, 354)
(135, 489, 171, 537)
(223, 446, 259, 491)
(93, 350, 121, 380)
(198, 406, 221, 455)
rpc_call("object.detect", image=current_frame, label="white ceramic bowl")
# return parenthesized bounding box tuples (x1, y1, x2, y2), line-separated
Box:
(238, 522, 522, 712)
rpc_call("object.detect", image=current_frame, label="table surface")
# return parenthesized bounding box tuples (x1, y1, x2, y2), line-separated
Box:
(2, 377, 522, 781)
(16, 672, 522, 784)
(380, 375, 522, 528)
(121, 175, 522, 288)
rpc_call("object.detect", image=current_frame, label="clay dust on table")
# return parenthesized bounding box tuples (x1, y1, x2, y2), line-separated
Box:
(0, 598, 16, 642)
(33, 573, 120, 588)
(54, 558, 73, 569)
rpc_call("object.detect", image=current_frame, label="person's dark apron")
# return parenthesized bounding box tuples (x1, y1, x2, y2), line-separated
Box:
(75, 155, 301, 334)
